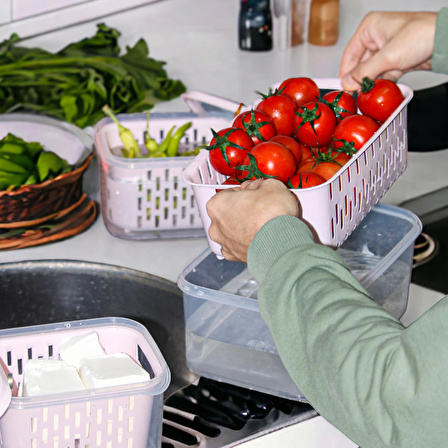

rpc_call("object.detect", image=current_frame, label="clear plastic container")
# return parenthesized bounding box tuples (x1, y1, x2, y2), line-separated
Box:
(93, 112, 231, 239)
(177, 204, 422, 401)
(0, 317, 170, 448)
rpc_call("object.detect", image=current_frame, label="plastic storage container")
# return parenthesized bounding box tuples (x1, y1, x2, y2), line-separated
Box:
(0, 317, 170, 448)
(177, 204, 422, 401)
(93, 112, 231, 239)
(182, 79, 414, 258)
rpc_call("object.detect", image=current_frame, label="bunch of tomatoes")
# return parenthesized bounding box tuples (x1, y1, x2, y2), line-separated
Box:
(205, 76, 405, 189)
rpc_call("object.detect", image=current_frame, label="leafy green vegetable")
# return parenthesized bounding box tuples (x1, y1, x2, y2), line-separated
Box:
(0, 133, 71, 190)
(0, 23, 186, 127)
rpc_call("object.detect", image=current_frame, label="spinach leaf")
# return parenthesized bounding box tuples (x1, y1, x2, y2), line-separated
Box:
(0, 24, 186, 127)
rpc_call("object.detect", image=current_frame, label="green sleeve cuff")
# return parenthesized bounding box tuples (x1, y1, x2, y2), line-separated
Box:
(247, 215, 315, 282)
(432, 8, 448, 74)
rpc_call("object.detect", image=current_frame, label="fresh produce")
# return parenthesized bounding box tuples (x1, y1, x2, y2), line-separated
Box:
(288, 172, 325, 188)
(293, 101, 337, 147)
(232, 109, 276, 145)
(206, 127, 254, 176)
(103, 106, 194, 158)
(208, 75, 404, 189)
(256, 89, 298, 136)
(332, 114, 380, 153)
(278, 77, 320, 106)
(269, 135, 303, 165)
(0, 134, 70, 190)
(102, 105, 143, 158)
(236, 141, 297, 183)
(320, 90, 358, 122)
(357, 77, 405, 124)
(0, 24, 186, 127)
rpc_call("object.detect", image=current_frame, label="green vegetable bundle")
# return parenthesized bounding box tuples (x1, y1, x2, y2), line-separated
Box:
(0, 133, 70, 190)
(0, 24, 186, 128)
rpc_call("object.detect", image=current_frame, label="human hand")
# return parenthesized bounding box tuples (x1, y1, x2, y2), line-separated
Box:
(339, 11, 437, 91)
(206, 178, 299, 263)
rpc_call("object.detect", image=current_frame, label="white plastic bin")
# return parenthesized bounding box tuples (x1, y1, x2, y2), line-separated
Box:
(0, 317, 170, 448)
(93, 112, 232, 239)
(182, 79, 414, 257)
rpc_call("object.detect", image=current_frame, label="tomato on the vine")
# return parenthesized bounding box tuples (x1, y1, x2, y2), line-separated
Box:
(321, 90, 357, 122)
(256, 91, 298, 136)
(233, 109, 277, 145)
(293, 101, 336, 148)
(205, 127, 254, 176)
(357, 77, 405, 123)
(269, 135, 303, 165)
(288, 172, 325, 189)
(332, 114, 380, 153)
(278, 77, 320, 107)
(236, 141, 297, 184)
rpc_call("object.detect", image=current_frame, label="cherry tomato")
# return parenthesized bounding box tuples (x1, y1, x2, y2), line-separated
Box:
(236, 141, 297, 184)
(233, 109, 277, 145)
(293, 101, 337, 148)
(270, 134, 303, 165)
(357, 77, 405, 123)
(278, 77, 320, 107)
(321, 90, 357, 122)
(297, 159, 344, 181)
(216, 177, 242, 193)
(332, 114, 380, 153)
(288, 172, 325, 189)
(206, 127, 254, 176)
(256, 92, 298, 136)
(300, 144, 314, 162)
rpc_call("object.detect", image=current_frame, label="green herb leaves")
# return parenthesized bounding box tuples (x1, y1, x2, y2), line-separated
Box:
(0, 24, 186, 127)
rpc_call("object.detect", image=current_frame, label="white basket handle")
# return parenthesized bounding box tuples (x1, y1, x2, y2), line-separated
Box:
(0, 360, 12, 418)
(181, 90, 243, 115)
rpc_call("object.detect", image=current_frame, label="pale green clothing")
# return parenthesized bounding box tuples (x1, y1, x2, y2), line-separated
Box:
(248, 216, 448, 448)
(247, 12, 448, 446)
(433, 8, 448, 73)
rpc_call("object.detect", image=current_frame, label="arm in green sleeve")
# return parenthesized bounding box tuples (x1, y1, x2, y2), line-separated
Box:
(432, 8, 448, 74)
(248, 215, 448, 448)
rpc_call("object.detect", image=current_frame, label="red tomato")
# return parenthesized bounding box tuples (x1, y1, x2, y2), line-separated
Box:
(256, 92, 298, 136)
(288, 172, 325, 189)
(300, 144, 314, 162)
(233, 109, 277, 145)
(206, 127, 254, 176)
(270, 135, 303, 165)
(216, 177, 242, 193)
(357, 77, 405, 123)
(332, 114, 380, 153)
(297, 159, 344, 181)
(278, 77, 320, 107)
(321, 90, 357, 122)
(236, 141, 297, 184)
(293, 101, 337, 147)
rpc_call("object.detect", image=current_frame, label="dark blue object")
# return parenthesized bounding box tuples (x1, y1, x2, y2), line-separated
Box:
(239, 0, 273, 51)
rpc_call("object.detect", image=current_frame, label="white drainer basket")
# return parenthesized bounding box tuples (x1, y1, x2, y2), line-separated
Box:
(93, 113, 232, 240)
(181, 79, 413, 257)
(0, 317, 169, 448)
